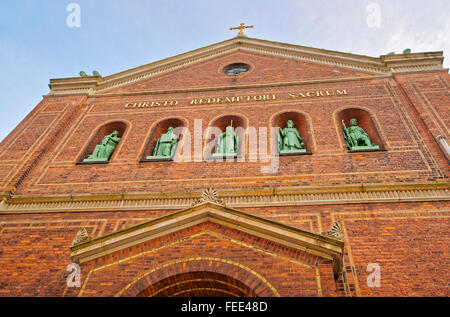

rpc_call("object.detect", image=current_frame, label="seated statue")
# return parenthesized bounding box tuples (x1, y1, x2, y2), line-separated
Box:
(212, 121, 239, 157)
(147, 127, 178, 160)
(278, 120, 306, 154)
(342, 118, 379, 151)
(83, 130, 121, 162)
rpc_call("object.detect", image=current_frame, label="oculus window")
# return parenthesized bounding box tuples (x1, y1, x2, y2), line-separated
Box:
(224, 63, 250, 76)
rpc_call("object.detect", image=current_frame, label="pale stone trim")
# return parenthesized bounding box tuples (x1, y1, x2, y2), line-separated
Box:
(48, 77, 101, 96)
(1, 182, 448, 214)
(84, 74, 392, 98)
(239, 43, 385, 74)
(45, 37, 446, 96)
(93, 38, 386, 93)
(391, 65, 446, 74)
(437, 135, 450, 157)
(69, 202, 344, 276)
(381, 52, 444, 71)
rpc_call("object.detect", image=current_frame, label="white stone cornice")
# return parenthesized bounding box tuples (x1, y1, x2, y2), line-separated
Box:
(48, 76, 101, 96)
(1, 182, 448, 214)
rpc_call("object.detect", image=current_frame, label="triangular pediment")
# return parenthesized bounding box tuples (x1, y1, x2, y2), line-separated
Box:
(102, 50, 376, 94)
(95, 37, 384, 94)
(48, 37, 445, 96)
(70, 201, 344, 276)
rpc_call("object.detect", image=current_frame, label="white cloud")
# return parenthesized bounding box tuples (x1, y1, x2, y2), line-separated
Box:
(383, 18, 450, 67)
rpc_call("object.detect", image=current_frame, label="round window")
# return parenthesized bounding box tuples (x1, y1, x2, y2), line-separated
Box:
(224, 63, 250, 76)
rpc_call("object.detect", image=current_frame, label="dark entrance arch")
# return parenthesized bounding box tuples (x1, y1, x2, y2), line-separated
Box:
(137, 271, 258, 297)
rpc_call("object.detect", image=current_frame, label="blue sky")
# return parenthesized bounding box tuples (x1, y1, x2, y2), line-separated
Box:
(0, 0, 449, 142)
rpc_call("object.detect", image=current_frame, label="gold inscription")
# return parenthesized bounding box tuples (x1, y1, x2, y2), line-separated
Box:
(125, 100, 178, 108)
(288, 89, 348, 99)
(190, 94, 276, 105)
(124, 89, 349, 109)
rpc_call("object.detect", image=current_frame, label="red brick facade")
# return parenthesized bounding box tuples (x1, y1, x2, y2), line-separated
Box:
(0, 37, 448, 297)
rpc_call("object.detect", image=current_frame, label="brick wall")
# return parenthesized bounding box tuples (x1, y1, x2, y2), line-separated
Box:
(0, 201, 448, 296)
(0, 70, 448, 196)
(0, 50, 448, 297)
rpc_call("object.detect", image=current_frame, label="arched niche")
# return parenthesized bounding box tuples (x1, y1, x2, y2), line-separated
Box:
(141, 118, 186, 161)
(337, 108, 383, 151)
(78, 121, 127, 163)
(273, 111, 312, 153)
(205, 115, 246, 158)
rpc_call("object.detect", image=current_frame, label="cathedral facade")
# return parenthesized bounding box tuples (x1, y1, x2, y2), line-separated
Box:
(0, 36, 449, 297)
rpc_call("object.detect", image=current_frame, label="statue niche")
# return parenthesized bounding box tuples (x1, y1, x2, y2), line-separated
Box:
(83, 130, 121, 162)
(212, 121, 239, 158)
(146, 127, 178, 160)
(278, 120, 306, 154)
(342, 118, 379, 151)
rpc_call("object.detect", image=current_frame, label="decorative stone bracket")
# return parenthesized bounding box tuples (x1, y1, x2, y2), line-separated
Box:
(321, 221, 343, 240)
(191, 188, 226, 207)
(71, 227, 92, 246)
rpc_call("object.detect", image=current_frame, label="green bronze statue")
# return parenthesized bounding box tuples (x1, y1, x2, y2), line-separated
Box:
(147, 127, 178, 160)
(83, 130, 121, 162)
(342, 118, 379, 151)
(213, 121, 239, 157)
(278, 120, 306, 154)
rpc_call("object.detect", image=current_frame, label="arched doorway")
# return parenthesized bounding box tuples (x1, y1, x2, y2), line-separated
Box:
(137, 271, 258, 297)
(117, 257, 279, 297)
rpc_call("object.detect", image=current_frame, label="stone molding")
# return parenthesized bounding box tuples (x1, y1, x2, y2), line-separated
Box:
(46, 37, 446, 96)
(0, 182, 448, 214)
(381, 52, 445, 73)
(69, 201, 344, 276)
(86, 74, 392, 98)
(48, 76, 101, 96)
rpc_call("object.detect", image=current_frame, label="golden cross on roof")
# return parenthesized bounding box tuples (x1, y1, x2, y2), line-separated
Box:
(230, 22, 254, 36)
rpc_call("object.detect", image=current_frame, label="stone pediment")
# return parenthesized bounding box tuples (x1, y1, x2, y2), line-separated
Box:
(48, 37, 445, 96)
(70, 200, 344, 277)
